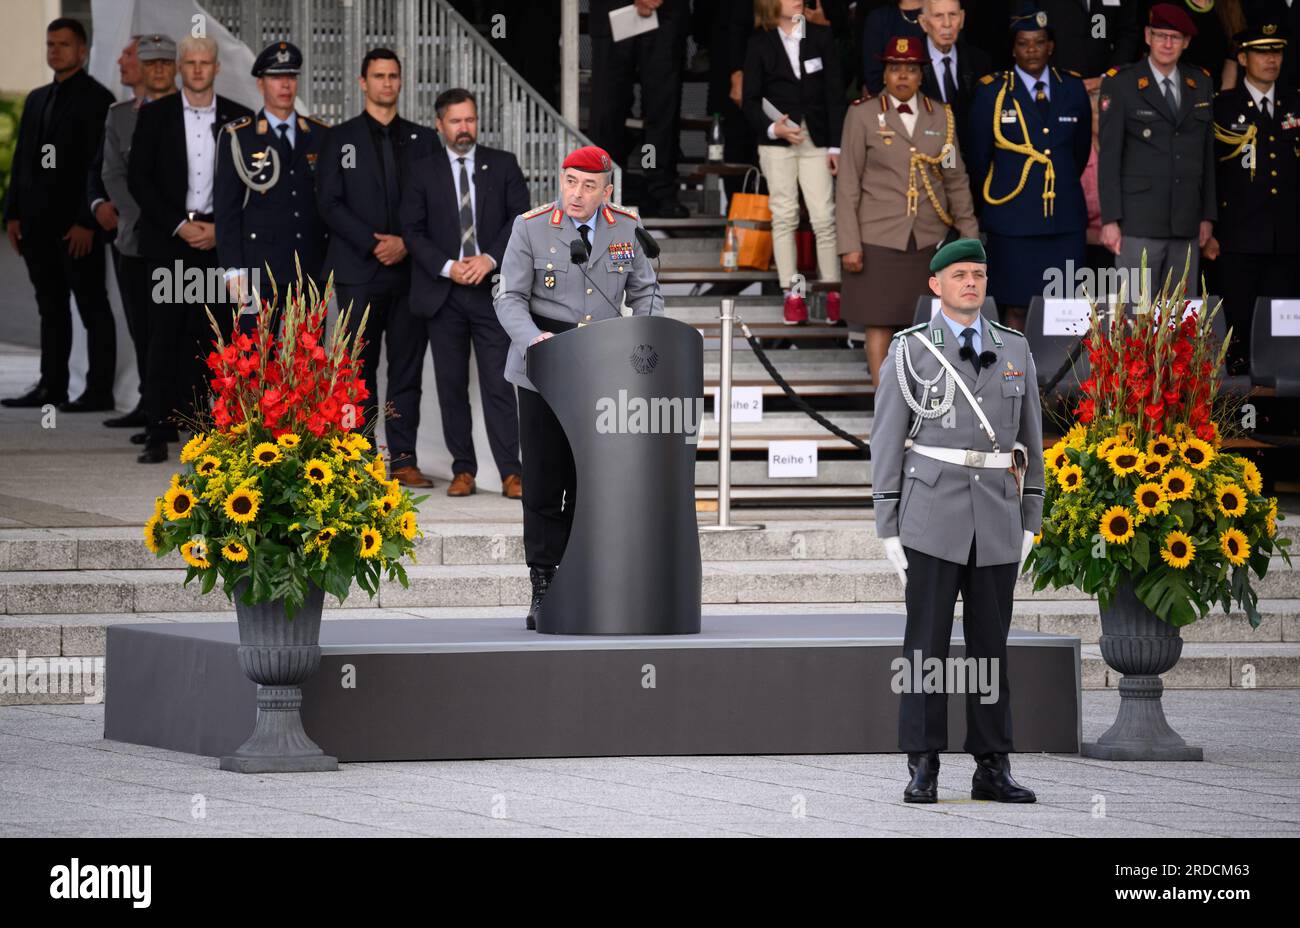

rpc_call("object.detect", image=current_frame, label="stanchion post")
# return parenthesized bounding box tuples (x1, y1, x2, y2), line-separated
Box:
(702, 298, 763, 532)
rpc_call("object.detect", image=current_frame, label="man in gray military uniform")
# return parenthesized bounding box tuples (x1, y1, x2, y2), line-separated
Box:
(494, 144, 663, 630)
(870, 238, 1045, 804)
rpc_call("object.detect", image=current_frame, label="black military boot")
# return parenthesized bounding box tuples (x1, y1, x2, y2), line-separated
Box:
(971, 752, 1036, 802)
(526, 566, 555, 631)
(903, 751, 940, 803)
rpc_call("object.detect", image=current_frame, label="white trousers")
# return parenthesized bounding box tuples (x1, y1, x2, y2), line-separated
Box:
(757, 128, 839, 291)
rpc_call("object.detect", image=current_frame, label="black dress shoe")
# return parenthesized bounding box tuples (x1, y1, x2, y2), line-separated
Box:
(59, 394, 116, 413)
(971, 752, 1036, 803)
(1, 386, 67, 408)
(137, 443, 168, 464)
(903, 751, 940, 803)
(130, 431, 149, 445)
(104, 407, 147, 428)
(132, 429, 177, 445)
(526, 566, 556, 630)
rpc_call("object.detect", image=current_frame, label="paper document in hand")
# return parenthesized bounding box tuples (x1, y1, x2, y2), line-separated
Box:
(609, 4, 660, 42)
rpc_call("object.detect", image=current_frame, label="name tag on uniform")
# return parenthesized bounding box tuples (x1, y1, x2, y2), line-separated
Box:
(1135, 109, 1157, 117)
(804, 57, 823, 73)
(1058, 115, 1078, 123)
(923, 128, 942, 136)
(1001, 109, 1017, 123)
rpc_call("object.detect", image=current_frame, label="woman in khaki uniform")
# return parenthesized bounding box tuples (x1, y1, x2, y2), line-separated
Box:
(836, 36, 979, 386)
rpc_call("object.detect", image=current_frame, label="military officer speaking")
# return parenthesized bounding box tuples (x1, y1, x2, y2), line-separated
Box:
(493, 145, 663, 630)
(215, 41, 329, 326)
(870, 238, 1045, 804)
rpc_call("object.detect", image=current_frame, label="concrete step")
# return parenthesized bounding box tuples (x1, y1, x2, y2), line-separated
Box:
(1, 558, 1296, 615)
(698, 411, 870, 451)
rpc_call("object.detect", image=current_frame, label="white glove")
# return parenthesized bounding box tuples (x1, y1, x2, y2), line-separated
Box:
(883, 536, 908, 587)
(1018, 530, 1035, 574)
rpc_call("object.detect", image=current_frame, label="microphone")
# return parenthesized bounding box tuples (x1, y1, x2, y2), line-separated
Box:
(569, 235, 622, 317)
(634, 225, 663, 317)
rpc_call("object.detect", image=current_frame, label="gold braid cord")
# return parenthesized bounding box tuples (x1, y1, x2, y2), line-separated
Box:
(1213, 120, 1258, 182)
(906, 104, 956, 226)
(982, 80, 1056, 217)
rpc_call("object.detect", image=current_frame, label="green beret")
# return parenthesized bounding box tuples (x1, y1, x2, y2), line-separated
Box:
(929, 238, 987, 273)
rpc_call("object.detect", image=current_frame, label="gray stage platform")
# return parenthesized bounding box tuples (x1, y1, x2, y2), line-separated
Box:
(103, 616, 1081, 761)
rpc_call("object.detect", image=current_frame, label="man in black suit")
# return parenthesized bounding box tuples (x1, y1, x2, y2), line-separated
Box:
(400, 88, 529, 499)
(129, 35, 251, 462)
(3, 18, 116, 412)
(1039, 0, 1141, 91)
(918, 0, 992, 168)
(317, 48, 437, 488)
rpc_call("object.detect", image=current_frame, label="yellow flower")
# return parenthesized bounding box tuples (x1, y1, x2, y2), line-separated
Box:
(1139, 455, 1166, 478)
(1146, 435, 1175, 462)
(1160, 531, 1195, 569)
(399, 511, 418, 540)
(1215, 483, 1247, 518)
(1056, 464, 1084, 493)
(1105, 445, 1144, 477)
(288, 522, 302, 532)
(385, 478, 402, 498)
(375, 494, 400, 516)
(224, 487, 261, 524)
(1099, 506, 1136, 544)
(347, 469, 364, 485)
(180, 539, 211, 569)
(1162, 467, 1195, 501)
(153, 495, 164, 519)
(1173, 422, 1193, 443)
(1117, 422, 1136, 443)
(276, 433, 301, 449)
(221, 541, 249, 562)
(367, 456, 387, 482)
(1064, 423, 1087, 450)
(1097, 435, 1123, 460)
(1266, 499, 1278, 537)
(1220, 528, 1250, 566)
(1045, 440, 1069, 473)
(231, 421, 250, 435)
(314, 527, 338, 546)
(345, 433, 371, 452)
(1032, 531, 1042, 545)
(180, 433, 212, 463)
(163, 485, 197, 520)
(1239, 458, 1263, 495)
(1179, 437, 1215, 470)
(331, 437, 361, 461)
(304, 459, 334, 485)
(143, 514, 163, 554)
(195, 454, 222, 477)
(1134, 482, 1167, 516)
(358, 526, 383, 558)
(252, 442, 283, 466)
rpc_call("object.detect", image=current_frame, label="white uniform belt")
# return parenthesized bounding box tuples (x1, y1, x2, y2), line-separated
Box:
(911, 444, 1014, 468)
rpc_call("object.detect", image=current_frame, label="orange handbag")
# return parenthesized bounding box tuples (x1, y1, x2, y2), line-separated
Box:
(722, 168, 773, 270)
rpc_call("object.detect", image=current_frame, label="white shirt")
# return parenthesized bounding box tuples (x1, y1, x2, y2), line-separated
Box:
(264, 109, 296, 152)
(928, 38, 958, 103)
(182, 93, 217, 216)
(1243, 78, 1276, 117)
(765, 24, 840, 154)
(1016, 65, 1050, 103)
(888, 93, 919, 136)
(439, 143, 497, 278)
(1148, 56, 1180, 110)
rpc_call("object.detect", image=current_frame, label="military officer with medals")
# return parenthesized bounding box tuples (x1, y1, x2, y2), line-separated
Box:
(1205, 20, 1300, 374)
(966, 2, 1092, 332)
(214, 41, 329, 327)
(493, 145, 663, 630)
(870, 238, 1045, 805)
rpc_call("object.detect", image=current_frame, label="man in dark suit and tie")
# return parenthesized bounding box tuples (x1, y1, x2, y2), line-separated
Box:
(317, 48, 437, 488)
(401, 88, 529, 499)
(918, 0, 992, 181)
(2, 18, 116, 413)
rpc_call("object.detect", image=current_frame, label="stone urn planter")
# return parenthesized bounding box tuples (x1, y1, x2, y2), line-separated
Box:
(1081, 581, 1203, 761)
(219, 580, 338, 773)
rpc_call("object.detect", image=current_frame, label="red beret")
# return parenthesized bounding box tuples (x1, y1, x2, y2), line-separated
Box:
(877, 35, 926, 64)
(1148, 2, 1197, 38)
(562, 145, 613, 173)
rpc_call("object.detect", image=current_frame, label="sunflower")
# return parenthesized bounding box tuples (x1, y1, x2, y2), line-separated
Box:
(221, 541, 249, 562)
(180, 539, 211, 569)
(347, 468, 365, 485)
(345, 433, 371, 452)
(1134, 482, 1167, 516)
(1045, 441, 1069, 473)
(1032, 531, 1042, 545)
(195, 454, 222, 477)
(1105, 445, 1144, 477)
(1179, 437, 1215, 470)
(1064, 423, 1088, 450)
(1239, 458, 1263, 495)
(331, 437, 362, 461)
(231, 421, 250, 435)
(224, 487, 261, 524)
(1139, 455, 1166, 478)
(358, 526, 383, 559)
(1162, 467, 1195, 501)
(1160, 531, 1195, 569)
(1056, 463, 1084, 492)
(314, 526, 338, 546)
(252, 442, 283, 466)
(375, 493, 400, 516)
(366, 456, 387, 482)
(1220, 528, 1250, 566)
(1097, 435, 1123, 460)
(385, 478, 402, 498)
(1266, 499, 1279, 537)
(1215, 483, 1247, 518)
(399, 511, 418, 540)
(179, 433, 211, 463)
(276, 433, 301, 449)
(143, 514, 164, 554)
(1117, 422, 1136, 443)
(1173, 422, 1193, 443)
(1100, 506, 1136, 544)
(163, 484, 197, 521)
(304, 459, 334, 485)
(1146, 435, 1175, 462)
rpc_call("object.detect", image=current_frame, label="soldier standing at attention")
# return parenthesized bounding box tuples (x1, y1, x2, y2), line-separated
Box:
(870, 238, 1045, 805)
(493, 146, 664, 630)
(1098, 3, 1217, 296)
(215, 41, 329, 328)
(966, 2, 1092, 331)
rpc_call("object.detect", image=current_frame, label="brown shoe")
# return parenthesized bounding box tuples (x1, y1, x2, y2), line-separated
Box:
(391, 465, 435, 488)
(502, 473, 523, 499)
(447, 472, 477, 496)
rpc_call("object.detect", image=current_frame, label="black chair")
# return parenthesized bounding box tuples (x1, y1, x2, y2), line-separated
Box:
(911, 295, 998, 326)
(1250, 296, 1300, 397)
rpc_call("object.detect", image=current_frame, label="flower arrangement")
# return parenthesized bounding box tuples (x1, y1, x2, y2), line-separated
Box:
(1025, 276, 1291, 628)
(143, 273, 424, 617)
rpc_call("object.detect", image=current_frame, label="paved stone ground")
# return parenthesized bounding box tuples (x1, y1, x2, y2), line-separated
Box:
(2, 689, 1297, 837)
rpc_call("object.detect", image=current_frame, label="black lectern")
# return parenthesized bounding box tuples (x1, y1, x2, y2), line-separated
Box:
(527, 315, 704, 635)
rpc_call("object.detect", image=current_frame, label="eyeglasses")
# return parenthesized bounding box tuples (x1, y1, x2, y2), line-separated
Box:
(1149, 30, 1184, 45)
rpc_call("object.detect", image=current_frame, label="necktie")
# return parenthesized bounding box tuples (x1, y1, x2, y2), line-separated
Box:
(1162, 77, 1178, 119)
(896, 102, 913, 114)
(1260, 96, 1272, 120)
(961, 327, 981, 375)
(276, 122, 292, 162)
(458, 156, 477, 258)
(39, 81, 61, 144)
(1034, 79, 1050, 121)
(942, 55, 958, 106)
(378, 124, 400, 233)
(579, 223, 591, 257)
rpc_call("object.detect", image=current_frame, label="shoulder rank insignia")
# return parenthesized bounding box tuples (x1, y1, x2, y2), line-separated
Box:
(522, 202, 555, 220)
(223, 115, 252, 134)
(256, 118, 268, 135)
(989, 319, 1025, 339)
(1138, 75, 1150, 90)
(851, 93, 873, 106)
(1104, 67, 1119, 78)
(1186, 75, 1198, 89)
(930, 325, 945, 347)
(306, 114, 330, 129)
(1200, 66, 1212, 78)
(549, 207, 564, 226)
(980, 73, 996, 85)
(923, 96, 934, 113)
(891, 322, 927, 342)
(601, 206, 616, 225)
(607, 202, 640, 220)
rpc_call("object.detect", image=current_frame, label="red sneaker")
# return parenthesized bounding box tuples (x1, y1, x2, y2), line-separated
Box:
(783, 293, 808, 325)
(825, 290, 841, 324)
